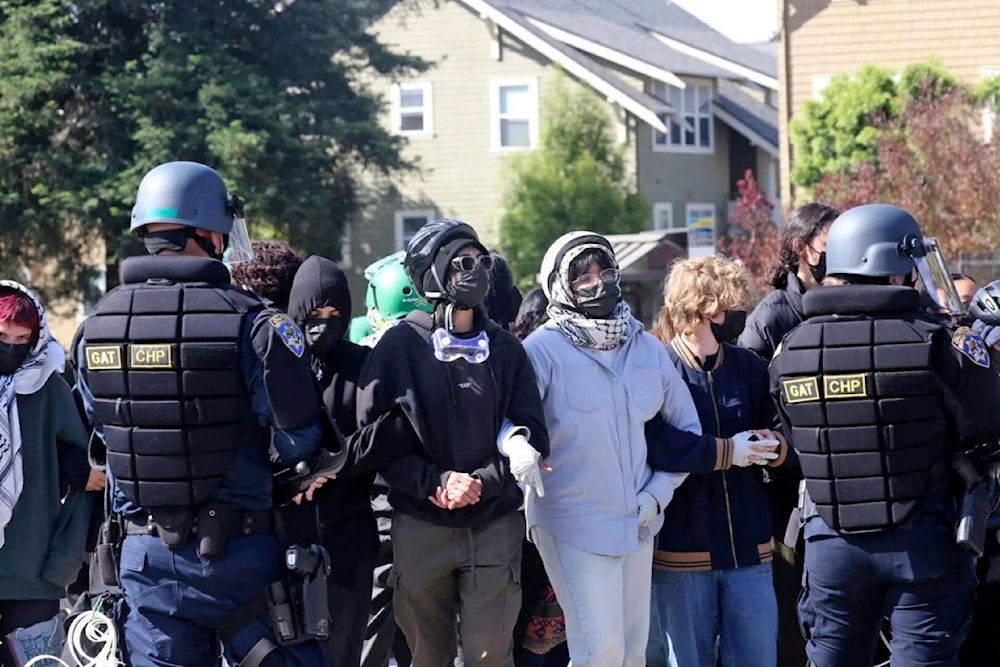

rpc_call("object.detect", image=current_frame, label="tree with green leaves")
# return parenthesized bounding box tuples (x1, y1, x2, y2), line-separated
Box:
(790, 59, 959, 191)
(499, 72, 649, 291)
(0, 0, 428, 307)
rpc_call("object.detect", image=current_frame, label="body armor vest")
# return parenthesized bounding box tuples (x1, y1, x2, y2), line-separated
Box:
(776, 306, 951, 533)
(82, 256, 268, 511)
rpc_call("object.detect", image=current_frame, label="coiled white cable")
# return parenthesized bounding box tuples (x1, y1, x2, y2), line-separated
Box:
(23, 606, 121, 667)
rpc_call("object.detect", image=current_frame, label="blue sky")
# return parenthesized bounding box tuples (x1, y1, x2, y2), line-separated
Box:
(672, 0, 777, 44)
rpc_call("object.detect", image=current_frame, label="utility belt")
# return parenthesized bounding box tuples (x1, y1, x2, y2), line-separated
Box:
(123, 503, 275, 560)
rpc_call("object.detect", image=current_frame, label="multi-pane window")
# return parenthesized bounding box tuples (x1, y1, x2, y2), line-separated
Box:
(652, 80, 713, 151)
(491, 79, 539, 150)
(392, 82, 433, 137)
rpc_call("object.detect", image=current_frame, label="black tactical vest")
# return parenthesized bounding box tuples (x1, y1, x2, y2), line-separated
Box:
(774, 286, 952, 533)
(82, 256, 268, 511)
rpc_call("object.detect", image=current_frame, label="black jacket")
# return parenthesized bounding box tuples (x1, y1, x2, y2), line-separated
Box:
(286, 256, 413, 538)
(356, 309, 548, 527)
(739, 272, 806, 362)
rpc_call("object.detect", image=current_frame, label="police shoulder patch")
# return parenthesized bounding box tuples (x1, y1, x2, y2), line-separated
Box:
(269, 313, 305, 358)
(952, 326, 990, 368)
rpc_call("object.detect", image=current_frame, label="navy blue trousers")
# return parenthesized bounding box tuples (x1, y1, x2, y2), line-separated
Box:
(118, 533, 325, 666)
(799, 512, 975, 667)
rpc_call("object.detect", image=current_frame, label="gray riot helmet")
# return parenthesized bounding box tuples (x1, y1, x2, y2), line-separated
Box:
(129, 161, 253, 263)
(826, 203, 963, 315)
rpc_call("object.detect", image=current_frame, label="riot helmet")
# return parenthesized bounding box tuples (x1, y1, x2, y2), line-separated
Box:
(130, 161, 253, 263)
(825, 204, 963, 315)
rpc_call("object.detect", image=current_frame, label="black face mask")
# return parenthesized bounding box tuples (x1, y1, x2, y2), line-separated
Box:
(304, 317, 344, 357)
(447, 265, 490, 309)
(0, 341, 30, 376)
(808, 251, 827, 283)
(710, 310, 747, 345)
(576, 280, 621, 319)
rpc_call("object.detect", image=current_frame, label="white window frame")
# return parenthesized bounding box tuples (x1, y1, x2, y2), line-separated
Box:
(394, 209, 436, 251)
(650, 79, 714, 154)
(489, 78, 540, 152)
(652, 202, 677, 230)
(390, 82, 434, 138)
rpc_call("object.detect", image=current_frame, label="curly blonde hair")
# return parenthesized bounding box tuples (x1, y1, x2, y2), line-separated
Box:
(651, 255, 751, 341)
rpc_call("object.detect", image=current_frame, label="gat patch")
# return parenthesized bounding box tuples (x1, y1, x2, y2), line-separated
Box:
(84, 345, 123, 371)
(269, 313, 305, 358)
(952, 326, 990, 368)
(130, 344, 173, 369)
(782, 376, 820, 404)
(823, 373, 868, 399)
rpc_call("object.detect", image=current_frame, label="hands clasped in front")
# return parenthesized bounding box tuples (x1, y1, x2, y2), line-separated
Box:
(429, 472, 483, 510)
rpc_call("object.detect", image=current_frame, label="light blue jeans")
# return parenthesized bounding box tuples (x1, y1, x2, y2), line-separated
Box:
(652, 563, 778, 667)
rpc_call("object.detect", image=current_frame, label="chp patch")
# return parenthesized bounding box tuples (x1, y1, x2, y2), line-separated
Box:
(952, 326, 990, 368)
(823, 373, 868, 399)
(269, 313, 305, 358)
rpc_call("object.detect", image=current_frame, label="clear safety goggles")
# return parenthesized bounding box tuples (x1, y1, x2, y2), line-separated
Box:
(913, 236, 964, 316)
(431, 328, 491, 364)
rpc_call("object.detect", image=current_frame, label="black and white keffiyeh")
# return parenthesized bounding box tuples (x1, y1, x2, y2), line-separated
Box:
(0, 281, 64, 547)
(546, 242, 632, 350)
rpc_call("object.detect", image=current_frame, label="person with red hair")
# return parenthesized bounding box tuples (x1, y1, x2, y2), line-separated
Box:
(0, 282, 97, 663)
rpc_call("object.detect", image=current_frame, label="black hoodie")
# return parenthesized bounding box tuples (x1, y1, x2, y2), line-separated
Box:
(356, 308, 549, 527)
(286, 256, 415, 535)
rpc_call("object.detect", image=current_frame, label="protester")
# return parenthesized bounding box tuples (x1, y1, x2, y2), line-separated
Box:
(0, 282, 97, 663)
(356, 219, 548, 667)
(737, 202, 839, 667)
(484, 250, 523, 331)
(648, 256, 787, 667)
(229, 239, 304, 310)
(508, 288, 569, 667)
(522, 231, 701, 667)
(285, 255, 381, 667)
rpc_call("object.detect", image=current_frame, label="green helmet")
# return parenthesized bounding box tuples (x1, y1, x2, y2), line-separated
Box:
(348, 316, 373, 343)
(366, 258, 432, 331)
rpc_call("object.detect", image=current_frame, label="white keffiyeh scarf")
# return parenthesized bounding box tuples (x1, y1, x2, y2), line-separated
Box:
(546, 242, 632, 351)
(0, 281, 65, 548)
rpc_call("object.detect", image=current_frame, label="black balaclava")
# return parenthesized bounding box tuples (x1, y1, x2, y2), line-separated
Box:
(710, 310, 747, 344)
(288, 255, 353, 359)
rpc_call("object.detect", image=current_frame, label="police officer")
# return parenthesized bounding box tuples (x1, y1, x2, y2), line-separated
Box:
(75, 161, 328, 666)
(770, 204, 1000, 667)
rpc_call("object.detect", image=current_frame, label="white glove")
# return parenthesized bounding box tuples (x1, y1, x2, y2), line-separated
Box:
(502, 434, 546, 497)
(731, 431, 780, 467)
(637, 491, 660, 528)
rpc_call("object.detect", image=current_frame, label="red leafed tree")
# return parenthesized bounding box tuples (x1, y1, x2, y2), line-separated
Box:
(719, 169, 780, 300)
(815, 86, 1000, 260)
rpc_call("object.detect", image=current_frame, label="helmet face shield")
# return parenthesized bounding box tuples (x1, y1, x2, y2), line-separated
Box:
(224, 210, 254, 265)
(914, 237, 964, 316)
